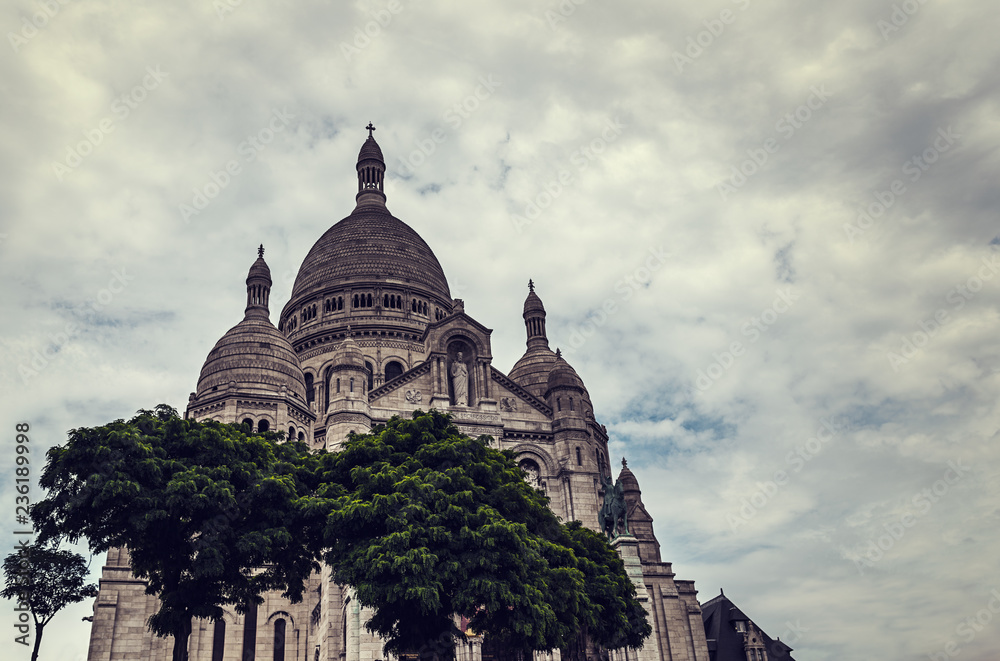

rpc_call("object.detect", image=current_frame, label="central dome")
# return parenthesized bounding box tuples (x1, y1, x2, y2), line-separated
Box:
(288, 205, 451, 303)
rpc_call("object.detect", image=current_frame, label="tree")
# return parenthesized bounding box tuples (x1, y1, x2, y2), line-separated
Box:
(309, 409, 649, 659)
(31, 405, 321, 661)
(1, 543, 99, 661)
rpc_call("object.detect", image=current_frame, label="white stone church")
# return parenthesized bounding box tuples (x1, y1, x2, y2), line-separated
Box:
(85, 129, 711, 661)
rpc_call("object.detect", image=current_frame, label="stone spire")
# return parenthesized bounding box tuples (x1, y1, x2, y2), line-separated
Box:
(356, 123, 386, 208)
(245, 244, 272, 318)
(523, 279, 549, 350)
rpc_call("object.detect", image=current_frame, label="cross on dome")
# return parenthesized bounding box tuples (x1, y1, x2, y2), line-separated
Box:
(366, 122, 376, 138)
(528, 278, 534, 292)
(258, 244, 264, 258)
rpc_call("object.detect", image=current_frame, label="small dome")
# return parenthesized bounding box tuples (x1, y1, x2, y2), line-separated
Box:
(546, 354, 586, 393)
(358, 135, 384, 163)
(196, 316, 306, 401)
(523, 290, 544, 315)
(617, 458, 641, 496)
(508, 347, 558, 399)
(333, 334, 366, 368)
(247, 251, 271, 284)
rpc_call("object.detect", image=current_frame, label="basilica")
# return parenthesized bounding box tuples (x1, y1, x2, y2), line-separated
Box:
(84, 129, 711, 661)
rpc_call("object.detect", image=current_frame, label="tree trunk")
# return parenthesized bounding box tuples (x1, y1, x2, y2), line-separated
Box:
(172, 616, 192, 661)
(30, 621, 44, 661)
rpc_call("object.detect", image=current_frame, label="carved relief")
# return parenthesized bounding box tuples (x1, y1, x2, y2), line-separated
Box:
(500, 397, 518, 412)
(405, 389, 422, 404)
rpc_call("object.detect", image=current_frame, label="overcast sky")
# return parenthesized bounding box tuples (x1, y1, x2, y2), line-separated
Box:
(2, 1, 999, 660)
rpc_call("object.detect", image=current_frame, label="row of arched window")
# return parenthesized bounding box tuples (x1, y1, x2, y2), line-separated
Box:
(242, 418, 270, 433)
(210, 615, 288, 661)
(280, 294, 442, 333)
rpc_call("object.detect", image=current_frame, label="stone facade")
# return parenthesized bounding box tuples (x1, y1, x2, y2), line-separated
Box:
(85, 129, 710, 661)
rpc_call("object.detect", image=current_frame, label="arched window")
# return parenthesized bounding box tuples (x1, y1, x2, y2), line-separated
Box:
(353, 294, 359, 308)
(211, 619, 226, 661)
(385, 361, 404, 382)
(350, 377, 354, 392)
(288, 426, 295, 440)
(336, 378, 341, 393)
(556, 398, 561, 411)
(298, 431, 305, 442)
(242, 418, 253, 429)
(305, 373, 314, 405)
(366, 293, 373, 307)
(383, 294, 389, 308)
(576, 447, 582, 466)
(412, 299, 417, 312)
(365, 362, 375, 391)
(324, 368, 332, 412)
(273, 619, 286, 661)
(258, 419, 269, 433)
(569, 397, 575, 411)
(338, 296, 343, 310)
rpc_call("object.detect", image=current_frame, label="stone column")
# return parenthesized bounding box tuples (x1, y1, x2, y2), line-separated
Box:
(611, 535, 661, 661)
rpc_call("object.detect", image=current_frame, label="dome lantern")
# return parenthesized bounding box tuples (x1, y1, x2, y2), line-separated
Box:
(356, 122, 386, 208)
(245, 243, 272, 318)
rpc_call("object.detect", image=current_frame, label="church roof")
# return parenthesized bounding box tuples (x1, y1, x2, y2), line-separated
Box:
(287, 205, 451, 303)
(700, 592, 796, 661)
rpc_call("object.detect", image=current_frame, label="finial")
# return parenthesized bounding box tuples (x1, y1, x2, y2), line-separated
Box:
(366, 122, 376, 138)
(555, 348, 562, 359)
(622, 457, 628, 468)
(258, 244, 264, 258)
(346, 324, 353, 337)
(528, 278, 534, 293)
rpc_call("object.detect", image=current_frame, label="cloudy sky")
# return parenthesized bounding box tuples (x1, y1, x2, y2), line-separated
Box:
(2, 0, 999, 659)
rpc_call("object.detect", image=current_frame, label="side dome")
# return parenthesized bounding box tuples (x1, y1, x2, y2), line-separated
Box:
(287, 205, 451, 303)
(332, 333, 366, 368)
(196, 317, 307, 401)
(195, 246, 307, 402)
(546, 352, 587, 393)
(509, 349, 557, 399)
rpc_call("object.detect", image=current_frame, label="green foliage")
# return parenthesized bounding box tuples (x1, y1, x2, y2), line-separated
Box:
(32, 404, 320, 658)
(310, 410, 650, 656)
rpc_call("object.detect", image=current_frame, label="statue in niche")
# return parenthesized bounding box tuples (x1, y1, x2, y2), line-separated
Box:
(451, 351, 469, 406)
(519, 459, 541, 490)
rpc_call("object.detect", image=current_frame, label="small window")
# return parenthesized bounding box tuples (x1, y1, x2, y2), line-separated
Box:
(350, 377, 354, 392)
(258, 419, 270, 433)
(273, 619, 286, 661)
(576, 447, 582, 466)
